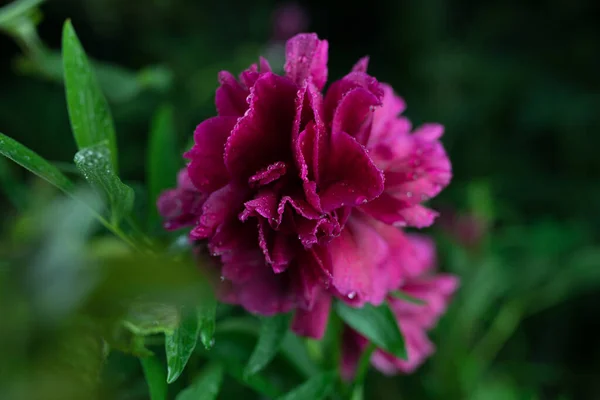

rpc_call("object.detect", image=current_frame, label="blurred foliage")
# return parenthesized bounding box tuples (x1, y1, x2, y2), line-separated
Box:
(0, 0, 599, 399)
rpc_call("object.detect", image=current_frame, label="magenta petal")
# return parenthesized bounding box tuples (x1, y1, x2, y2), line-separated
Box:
(324, 71, 383, 127)
(240, 189, 278, 223)
(352, 56, 370, 73)
(235, 270, 296, 315)
(319, 131, 384, 212)
(328, 217, 389, 304)
(360, 193, 438, 228)
(249, 161, 287, 187)
(291, 290, 331, 339)
(224, 73, 297, 180)
(284, 33, 329, 90)
(369, 84, 408, 146)
(191, 184, 247, 239)
(296, 216, 341, 248)
(215, 71, 249, 117)
(186, 116, 237, 192)
(258, 221, 295, 273)
(331, 87, 381, 144)
(404, 234, 437, 277)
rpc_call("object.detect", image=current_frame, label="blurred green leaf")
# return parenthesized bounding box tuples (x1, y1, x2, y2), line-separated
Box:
(147, 105, 179, 228)
(336, 302, 407, 360)
(14, 51, 173, 103)
(74, 143, 134, 225)
(175, 362, 224, 400)
(123, 302, 180, 336)
(244, 313, 291, 378)
(62, 20, 118, 171)
(275, 371, 336, 400)
(165, 307, 201, 383)
(140, 355, 168, 400)
(0, 0, 44, 28)
(0, 132, 74, 194)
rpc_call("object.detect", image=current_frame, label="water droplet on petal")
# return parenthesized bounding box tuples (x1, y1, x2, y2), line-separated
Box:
(347, 291, 356, 300)
(406, 191, 413, 198)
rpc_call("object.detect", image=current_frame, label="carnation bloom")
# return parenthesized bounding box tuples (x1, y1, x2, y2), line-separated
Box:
(341, 235, 459, 378)
(158, 33, 451, 339)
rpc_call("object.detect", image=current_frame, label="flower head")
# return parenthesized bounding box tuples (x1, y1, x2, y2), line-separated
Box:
(158, 33, 452, 339)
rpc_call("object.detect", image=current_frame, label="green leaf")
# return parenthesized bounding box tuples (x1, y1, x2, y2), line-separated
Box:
(140, 355, 168, 400)
(0, 0, 44, 27)
(390, 290, 427, 305)
(175, 363, 224, 400)
(244, 313, 291, 378)
(0, 132, 74, 194)
(147, 104, 179, 228)
(276, 372, 336, 400)
(165, 308, 200, 383)
(198, 290, 217, 350)
(335, 301, 407, 360)
(74, 143, 134, 224)
(122, 301, 180, 336)
(62, 20, 118, 171)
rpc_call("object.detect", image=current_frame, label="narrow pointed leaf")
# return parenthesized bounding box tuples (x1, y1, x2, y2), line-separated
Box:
(175, 363, 224, 400)
(147, 105, 179, 227)
(198, 289, 217, 350)
(335, 302, 407, 359)
(62, 20, 118, 171)
(165, 308, 200, 383)
(276, 372, 336, 400)
(140, 355, 168, 400)
(0, 132, 74, 193)
(74, 143, 134, 224)
(244, 313, 291, 378)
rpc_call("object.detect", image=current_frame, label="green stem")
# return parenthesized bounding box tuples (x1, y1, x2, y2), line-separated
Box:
(470, 299, 522, 372)
(349, 342, 375, 400)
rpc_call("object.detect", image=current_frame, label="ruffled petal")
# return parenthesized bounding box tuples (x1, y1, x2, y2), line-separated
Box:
(319, 132, 384, 212)
(284, 33, 329, 90)
(190, 184, 247, 239)
(360, 193, 439, 228)
(248, 161, 287, 187)
(215, 71, 249, 117)
(186, 116, 237, 192)
(224, 73, 297, 180)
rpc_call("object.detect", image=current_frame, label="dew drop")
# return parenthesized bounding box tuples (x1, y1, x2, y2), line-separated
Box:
(406, 191, 413, 198)
(347, 291, 356, 300)
(220, 275, 225, 282)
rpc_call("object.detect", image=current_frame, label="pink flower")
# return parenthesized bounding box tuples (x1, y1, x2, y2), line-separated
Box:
(341, 235, 459, 378)
(158, 33, 452, 339)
